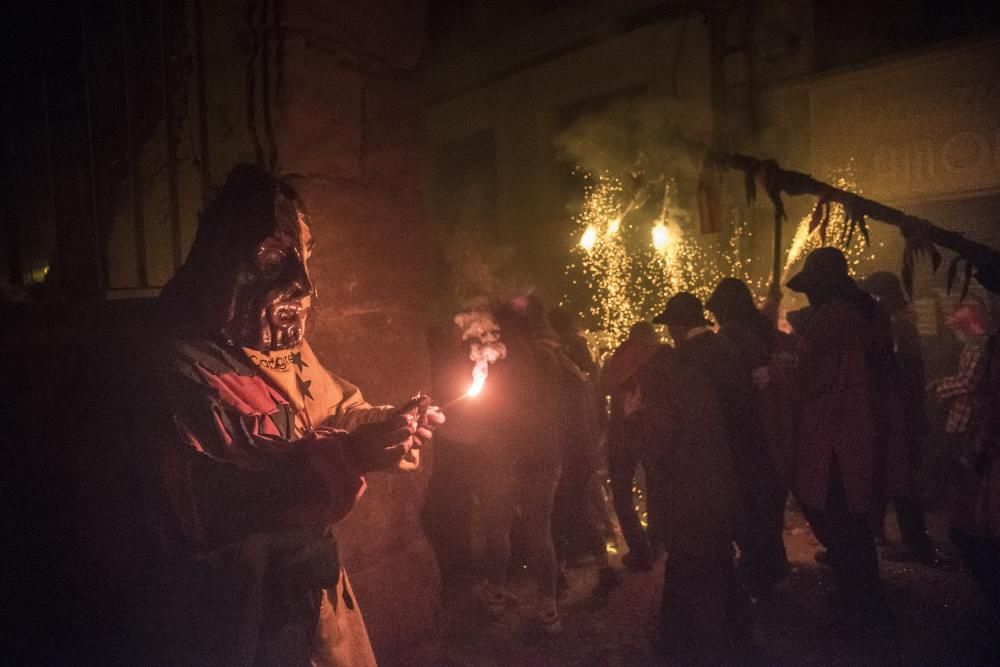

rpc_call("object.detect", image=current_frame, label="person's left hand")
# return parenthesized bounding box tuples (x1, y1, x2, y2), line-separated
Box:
(336, 416, 417, 473)
(391, 395, 446, 471)
(414, 405, 445, 448)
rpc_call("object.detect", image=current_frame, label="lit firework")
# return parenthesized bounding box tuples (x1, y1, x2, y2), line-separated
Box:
(648, 217, 769, 310)
(466, 361, 488, 397)
(566, 164, 879, 352)
(569, 173, 643, 345)
(566, 174, 774, 351)
(453, 309, 507, 402)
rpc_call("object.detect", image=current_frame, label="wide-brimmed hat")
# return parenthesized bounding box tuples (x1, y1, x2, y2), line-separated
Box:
(787, 247, 852, 294)
(653, 292, 711, 326)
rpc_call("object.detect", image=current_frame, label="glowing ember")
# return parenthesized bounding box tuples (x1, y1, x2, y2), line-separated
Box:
(651, 223, 670, 253)
(467, 359, 488, 397)
(606, 217, 621, 235)
(580, 225, 598, 252)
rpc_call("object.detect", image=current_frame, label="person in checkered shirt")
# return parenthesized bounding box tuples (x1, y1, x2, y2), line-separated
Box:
(938, 300, 1000, 617)
(930, 302, 992, 448)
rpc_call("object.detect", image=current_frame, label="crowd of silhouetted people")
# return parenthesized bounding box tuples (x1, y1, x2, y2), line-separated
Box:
(17, 166, 999, 666)
(424, 246, 1000, 661)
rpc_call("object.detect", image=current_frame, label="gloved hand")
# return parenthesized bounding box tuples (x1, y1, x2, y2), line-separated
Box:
(394, 394, 446, 450)
(345, 415, 418, 473)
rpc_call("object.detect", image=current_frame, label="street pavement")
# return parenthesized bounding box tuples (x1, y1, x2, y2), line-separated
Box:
(389, 508, 1000, 666)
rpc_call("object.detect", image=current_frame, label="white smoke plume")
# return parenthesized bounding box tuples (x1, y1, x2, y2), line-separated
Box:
(555, 96, 713, 183)
(454, 309, 507, 396)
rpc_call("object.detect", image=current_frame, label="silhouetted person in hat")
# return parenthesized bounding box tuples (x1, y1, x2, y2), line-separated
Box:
(787, 247, 901, 630)
(707, 278, 791, 596)
(647, 293, 753, 656)
(656, 294, 777, 596)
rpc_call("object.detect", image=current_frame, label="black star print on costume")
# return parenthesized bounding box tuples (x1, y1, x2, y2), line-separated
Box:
(296, 373, 314, 401)
(291, 351, 307, 372)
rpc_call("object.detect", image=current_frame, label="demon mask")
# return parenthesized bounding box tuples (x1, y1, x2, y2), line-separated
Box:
(158, 164, 315, 352)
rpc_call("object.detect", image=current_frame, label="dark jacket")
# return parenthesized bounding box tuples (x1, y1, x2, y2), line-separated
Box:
(637, 347, 740, 545)
(676, 330, 760, 455)
(795, 289, 904, 513)
(891, 311, 930, 444)
(136, 331, 363, 665)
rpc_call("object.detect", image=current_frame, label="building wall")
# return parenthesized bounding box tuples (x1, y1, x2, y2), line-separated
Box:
(808, 40, 1000, 210)
(760, 36, 1000, 315)
(425, 9, 713, 308)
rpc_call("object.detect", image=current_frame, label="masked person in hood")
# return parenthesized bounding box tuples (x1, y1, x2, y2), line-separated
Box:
(787, 247, 902, 630)
(134, 164, 443, 665)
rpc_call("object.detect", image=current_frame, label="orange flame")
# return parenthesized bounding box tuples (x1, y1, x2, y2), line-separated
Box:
(467, 359, 488, 397)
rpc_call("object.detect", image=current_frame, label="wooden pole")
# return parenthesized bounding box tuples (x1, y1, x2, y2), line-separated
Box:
(673, 132, 1000, 296)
